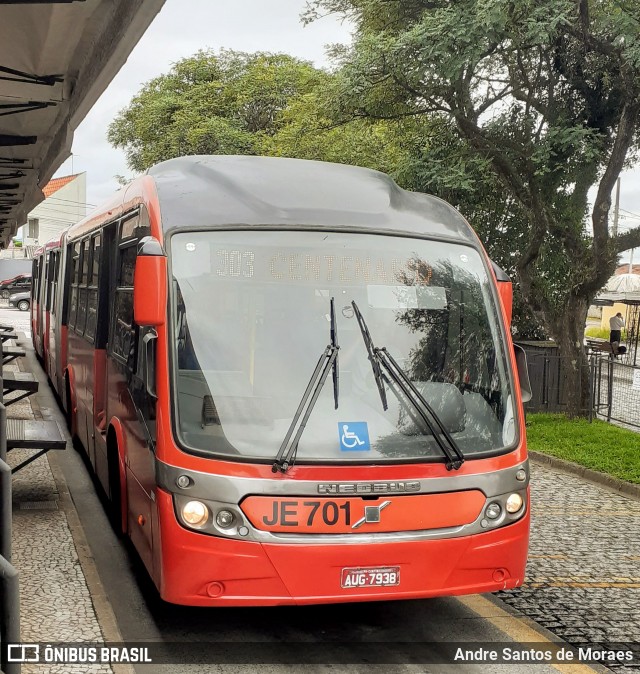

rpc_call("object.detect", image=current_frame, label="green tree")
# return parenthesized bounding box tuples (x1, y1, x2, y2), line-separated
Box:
(263, 89, 425, 175)
(307, 0, 640, 414)
(108, 49, 327, 171)
(108, 48, 425, 181)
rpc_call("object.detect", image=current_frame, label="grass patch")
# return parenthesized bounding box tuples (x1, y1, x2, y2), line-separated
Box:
(526, 413, 640, 484)
(584, 326, 627, 340)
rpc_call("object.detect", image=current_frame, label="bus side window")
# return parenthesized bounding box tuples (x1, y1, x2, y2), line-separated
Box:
(76, 238, 90, 335)
(46, 251, 55, 311)
(68, 243, 81, 329)
(31, 259, 38, 300)
(51, 251, 59, 315)
(111, 242, 137, 367)
(85, 233, 101, 342)
(110, 209, 151, 368)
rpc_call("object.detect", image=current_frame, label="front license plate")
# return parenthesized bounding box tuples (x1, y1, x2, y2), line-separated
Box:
(341, 566, 400, 588)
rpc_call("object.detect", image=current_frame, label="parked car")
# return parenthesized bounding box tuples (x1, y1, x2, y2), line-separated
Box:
(8, 291, 30, 311)
(0, 273, 31, 298)
(0, 272, 28, 285)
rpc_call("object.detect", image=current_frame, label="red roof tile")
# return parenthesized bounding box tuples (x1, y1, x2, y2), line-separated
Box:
(43, 174, 79, 198)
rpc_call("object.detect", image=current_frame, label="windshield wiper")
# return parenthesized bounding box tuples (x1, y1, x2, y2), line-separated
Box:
(272, 298, 340, 473)
(351, 301, 465, 471)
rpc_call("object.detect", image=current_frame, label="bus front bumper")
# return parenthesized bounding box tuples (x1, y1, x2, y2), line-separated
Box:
(155, 489, 529, 606)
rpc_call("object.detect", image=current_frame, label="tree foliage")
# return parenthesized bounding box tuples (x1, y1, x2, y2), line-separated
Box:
(306, 0, 640, 411)
(108, 50, 326, 171)
(109, 48, 427, 180)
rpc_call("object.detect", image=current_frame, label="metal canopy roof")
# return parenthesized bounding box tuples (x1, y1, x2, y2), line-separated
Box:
(596, 273, 640, 305)
(0, 0, 165, 246)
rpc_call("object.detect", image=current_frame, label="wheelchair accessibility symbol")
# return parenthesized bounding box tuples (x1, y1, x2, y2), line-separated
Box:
(338, 422, 370, 452)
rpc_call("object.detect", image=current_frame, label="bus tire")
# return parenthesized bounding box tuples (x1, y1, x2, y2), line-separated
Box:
(107, 430, 125, 537)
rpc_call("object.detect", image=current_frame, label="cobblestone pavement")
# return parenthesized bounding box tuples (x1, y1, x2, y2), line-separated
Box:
(5, 340, 113, 674)
(498, 462, 640, 672)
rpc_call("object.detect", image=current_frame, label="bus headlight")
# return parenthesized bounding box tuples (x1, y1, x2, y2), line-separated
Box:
(182, 500, 209, 527)
(505, 493, 524, 514)
(485, 503, 502, 520)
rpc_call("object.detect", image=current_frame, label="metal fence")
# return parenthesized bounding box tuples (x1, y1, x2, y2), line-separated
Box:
(524, 353, 593, 416)
(592, 356, 640, 430)
(523, 349, 640, 430)
(0, 402, 21, 674)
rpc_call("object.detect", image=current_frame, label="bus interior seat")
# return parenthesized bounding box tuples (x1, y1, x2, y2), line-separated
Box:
(415, 381, 466, 434)
(461, 391, 502, 438)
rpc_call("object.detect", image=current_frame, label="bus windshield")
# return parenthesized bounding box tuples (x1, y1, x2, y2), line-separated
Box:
(169, 230, 516, 464)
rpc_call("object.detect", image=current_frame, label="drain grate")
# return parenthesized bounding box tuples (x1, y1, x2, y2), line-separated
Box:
(18, 501, 59, 511)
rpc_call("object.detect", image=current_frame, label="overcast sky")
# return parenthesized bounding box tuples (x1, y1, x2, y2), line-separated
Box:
(53, 0, 640, 257)
(54, 0, 352, 207)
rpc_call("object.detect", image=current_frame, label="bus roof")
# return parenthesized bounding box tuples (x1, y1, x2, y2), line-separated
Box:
(33, 233, 65, 257)
(149, 156, 478, 245)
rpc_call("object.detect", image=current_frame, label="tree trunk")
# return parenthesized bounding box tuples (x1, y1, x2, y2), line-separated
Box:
(549, 298, 591, 417)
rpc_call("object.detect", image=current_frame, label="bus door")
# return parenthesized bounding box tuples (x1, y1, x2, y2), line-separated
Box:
(108, 212, 155, 569)
(31, 257, 41, 350)
(39, 255, 48, 362)
(70, 238, 93, 460)
(37, 256, 47, 359)
(91, 227, 112, 478)
(44, 250, 57, 372)
(48, 250, 61, 390)
(79, 232, 106, 469)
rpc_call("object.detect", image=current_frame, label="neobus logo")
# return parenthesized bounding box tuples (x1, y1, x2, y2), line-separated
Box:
(318, 481, 421, 495)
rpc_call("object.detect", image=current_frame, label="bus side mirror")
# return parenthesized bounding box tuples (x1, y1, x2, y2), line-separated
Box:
(134, 237, 167, 327)
(513, 344, 532, 403)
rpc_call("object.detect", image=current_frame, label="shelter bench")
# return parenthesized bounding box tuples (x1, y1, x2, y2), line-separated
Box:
(0, 333, 66, 474)
(2, 371, 39, 406)
(6, 418, 66, 473)
(585, 338, 620, 358)
(2, 346, 25, 365)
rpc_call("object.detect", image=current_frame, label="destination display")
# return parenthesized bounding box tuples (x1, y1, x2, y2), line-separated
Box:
(177, 240, 435, 286)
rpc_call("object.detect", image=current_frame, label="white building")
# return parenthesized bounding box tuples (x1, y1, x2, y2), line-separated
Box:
(18, 172, 87, 247)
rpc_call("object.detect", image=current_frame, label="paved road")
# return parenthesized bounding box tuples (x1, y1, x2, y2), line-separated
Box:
(1, 301, 31, 333)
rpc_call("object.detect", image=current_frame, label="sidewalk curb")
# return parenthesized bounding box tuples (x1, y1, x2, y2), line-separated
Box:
(529, 450, 640, 500)
(462, 593, 610, 674)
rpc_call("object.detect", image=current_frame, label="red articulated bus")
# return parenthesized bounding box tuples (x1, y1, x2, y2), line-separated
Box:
(34, 155, 532, 606)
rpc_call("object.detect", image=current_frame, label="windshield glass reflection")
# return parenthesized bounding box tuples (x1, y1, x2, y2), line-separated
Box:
(170, 230, 515, 463)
